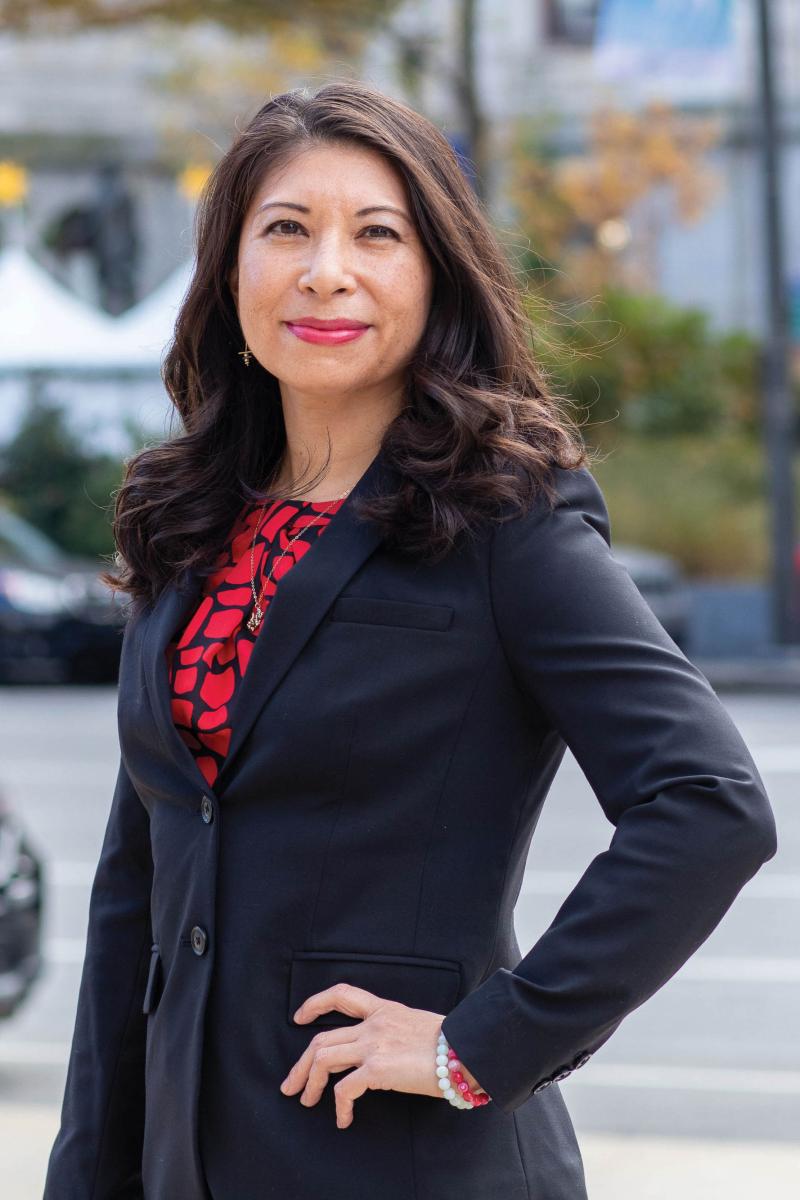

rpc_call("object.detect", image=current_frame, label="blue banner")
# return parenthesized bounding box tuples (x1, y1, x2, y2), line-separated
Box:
(594, 0, 736, 88)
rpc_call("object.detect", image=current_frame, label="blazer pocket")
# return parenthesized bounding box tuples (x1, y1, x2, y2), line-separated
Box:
(328, 595, 454, 631)
(288, 949, 462, 1028)
(142, 943, 162, 1015)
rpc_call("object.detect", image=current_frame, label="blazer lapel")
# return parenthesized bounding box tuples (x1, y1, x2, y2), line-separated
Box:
(141, 561, 221, 798)
(142, 444, 398, 798)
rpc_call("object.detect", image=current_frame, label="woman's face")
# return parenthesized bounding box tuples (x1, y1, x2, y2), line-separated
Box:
(229, 142, 434, 405)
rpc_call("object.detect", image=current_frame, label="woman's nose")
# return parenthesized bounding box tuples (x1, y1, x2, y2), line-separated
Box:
(298, 233, 357, 291)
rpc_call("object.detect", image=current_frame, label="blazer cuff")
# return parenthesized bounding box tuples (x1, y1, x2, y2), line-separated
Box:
(440, 968, 596, 1115)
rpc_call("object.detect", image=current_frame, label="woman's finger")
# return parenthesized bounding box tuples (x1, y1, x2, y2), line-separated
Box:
(281, 1028, 358, 1096)
(294, 981, 384, 1024)
(299, 1040, 363, 1108)
(332, 1056, 391, 1128)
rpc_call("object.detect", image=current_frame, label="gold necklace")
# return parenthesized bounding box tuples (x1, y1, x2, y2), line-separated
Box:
(246, 487, 352, 632)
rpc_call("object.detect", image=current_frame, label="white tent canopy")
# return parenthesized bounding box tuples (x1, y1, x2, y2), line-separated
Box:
(0, 244, 127, 373)
(112, 257, 195, 369)
(0, 245, 196, 375)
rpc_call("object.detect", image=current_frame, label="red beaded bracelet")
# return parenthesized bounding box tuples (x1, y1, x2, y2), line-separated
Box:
(436, 1029, 492, 1108)
(448, 1045, 491, 1106)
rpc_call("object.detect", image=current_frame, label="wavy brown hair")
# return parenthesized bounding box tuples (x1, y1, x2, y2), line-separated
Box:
(102, 77, 588, 611)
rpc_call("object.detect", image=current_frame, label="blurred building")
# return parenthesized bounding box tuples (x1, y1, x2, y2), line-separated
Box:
(0, 0, 798, 445)
(364, 0, 800, 339)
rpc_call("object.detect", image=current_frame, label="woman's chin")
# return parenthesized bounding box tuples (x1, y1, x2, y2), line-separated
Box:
(276, 370, 375, 396)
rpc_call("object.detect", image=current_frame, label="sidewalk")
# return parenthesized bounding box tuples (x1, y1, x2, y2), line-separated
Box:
(580, 1131, 800, 1199)
(3, 1104, 799, 1199)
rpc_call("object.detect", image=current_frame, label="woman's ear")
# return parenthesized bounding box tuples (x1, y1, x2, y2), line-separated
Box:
(228, 263, 239, 309)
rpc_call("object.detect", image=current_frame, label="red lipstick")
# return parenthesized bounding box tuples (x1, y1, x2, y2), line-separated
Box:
(285, 317, 370, 345)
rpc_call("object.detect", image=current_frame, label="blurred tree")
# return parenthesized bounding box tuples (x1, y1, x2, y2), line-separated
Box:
(41, 162, 140, 315)
(0, 397, 123, 559)
(508, 100, 723, 298)
(529, 287, 763, 440)
(0, 0, 388, 37)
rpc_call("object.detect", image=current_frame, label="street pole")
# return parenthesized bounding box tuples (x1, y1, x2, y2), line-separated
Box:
(755, 0, 799, 644)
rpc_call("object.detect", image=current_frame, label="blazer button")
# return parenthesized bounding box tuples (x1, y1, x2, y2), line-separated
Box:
(574, 1052, 592, 1069)
(533, 1079, 553, 1094)
(191, 926, 208, 956)
(553, 1069, 572, 1082)
(200, 795, 214, 824)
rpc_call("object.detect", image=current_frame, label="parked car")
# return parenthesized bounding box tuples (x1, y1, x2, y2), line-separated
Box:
(611, 543, 691, 650)
(0, 504, 126, 683)
(0, 785, 44, 1019)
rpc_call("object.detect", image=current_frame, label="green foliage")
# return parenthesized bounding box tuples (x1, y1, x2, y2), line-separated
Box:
(0, 0, 398, 38)
(520, 285, 800, 579)
(589, 433, 779, 579)
(0, 397, 124, 560)
(530, 286, 767, 439)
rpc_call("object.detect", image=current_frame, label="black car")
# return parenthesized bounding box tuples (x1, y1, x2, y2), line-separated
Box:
(0, 785, 44, 1019)
(0, 504, 126, 683)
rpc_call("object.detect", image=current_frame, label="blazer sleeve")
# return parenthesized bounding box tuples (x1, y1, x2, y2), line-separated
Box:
(440, 464, 778, 1115)
(43, 745, 153, 1199)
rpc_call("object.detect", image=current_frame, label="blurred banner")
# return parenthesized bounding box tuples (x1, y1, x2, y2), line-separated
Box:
(593, 0, 738, 91)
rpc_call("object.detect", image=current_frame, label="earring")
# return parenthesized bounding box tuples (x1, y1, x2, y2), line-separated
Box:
(238, 340, 252, 367)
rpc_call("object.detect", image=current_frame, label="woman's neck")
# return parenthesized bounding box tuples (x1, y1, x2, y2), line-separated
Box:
(269, 446, 379, 503)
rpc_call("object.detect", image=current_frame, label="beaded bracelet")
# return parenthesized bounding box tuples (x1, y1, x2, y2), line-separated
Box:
(435, 1029, 491, 1109)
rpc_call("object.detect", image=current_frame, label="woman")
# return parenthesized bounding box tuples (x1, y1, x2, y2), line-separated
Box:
(44, 79, 777, 1200)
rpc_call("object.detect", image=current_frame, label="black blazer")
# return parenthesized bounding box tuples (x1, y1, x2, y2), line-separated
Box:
(44, 449, 778, 1200)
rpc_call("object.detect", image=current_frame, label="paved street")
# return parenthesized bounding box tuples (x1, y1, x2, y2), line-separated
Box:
(0, 684, 797, 1197)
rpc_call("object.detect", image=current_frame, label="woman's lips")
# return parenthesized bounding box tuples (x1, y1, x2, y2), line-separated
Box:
(284, 322, 370, 345)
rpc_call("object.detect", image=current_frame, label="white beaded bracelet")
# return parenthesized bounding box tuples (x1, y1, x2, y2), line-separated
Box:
(436, 1029, 489, 1109)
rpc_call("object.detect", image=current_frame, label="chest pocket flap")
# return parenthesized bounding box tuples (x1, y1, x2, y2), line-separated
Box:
(329, 595, 453, 631)
(288, 949, 462, 1028)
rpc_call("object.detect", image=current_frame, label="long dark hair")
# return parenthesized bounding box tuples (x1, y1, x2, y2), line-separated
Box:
(101, 77, 588, 610)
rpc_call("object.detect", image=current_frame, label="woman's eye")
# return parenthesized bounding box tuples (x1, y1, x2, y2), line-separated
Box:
(362, 225, 399, 240)
(263, 220, 398, 240)
(265, 219, 301, 236)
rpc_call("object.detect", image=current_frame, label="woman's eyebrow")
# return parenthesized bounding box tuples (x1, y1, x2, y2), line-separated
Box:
(254, 200, 411, 224)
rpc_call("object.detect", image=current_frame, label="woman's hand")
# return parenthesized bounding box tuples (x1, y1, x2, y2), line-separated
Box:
(279, 981, 484, 1128)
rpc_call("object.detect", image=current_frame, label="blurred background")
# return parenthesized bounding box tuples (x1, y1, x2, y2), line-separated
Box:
(0, 1, 797, 1197)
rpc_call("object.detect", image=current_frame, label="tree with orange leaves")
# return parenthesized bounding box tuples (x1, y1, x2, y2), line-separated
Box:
(507, 99, 723, 297)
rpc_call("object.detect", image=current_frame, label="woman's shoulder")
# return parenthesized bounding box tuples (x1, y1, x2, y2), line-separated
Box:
(492, 462, 611, 551)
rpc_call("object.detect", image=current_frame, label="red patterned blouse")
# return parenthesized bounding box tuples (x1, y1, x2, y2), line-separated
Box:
(165, 494, 346, 789)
